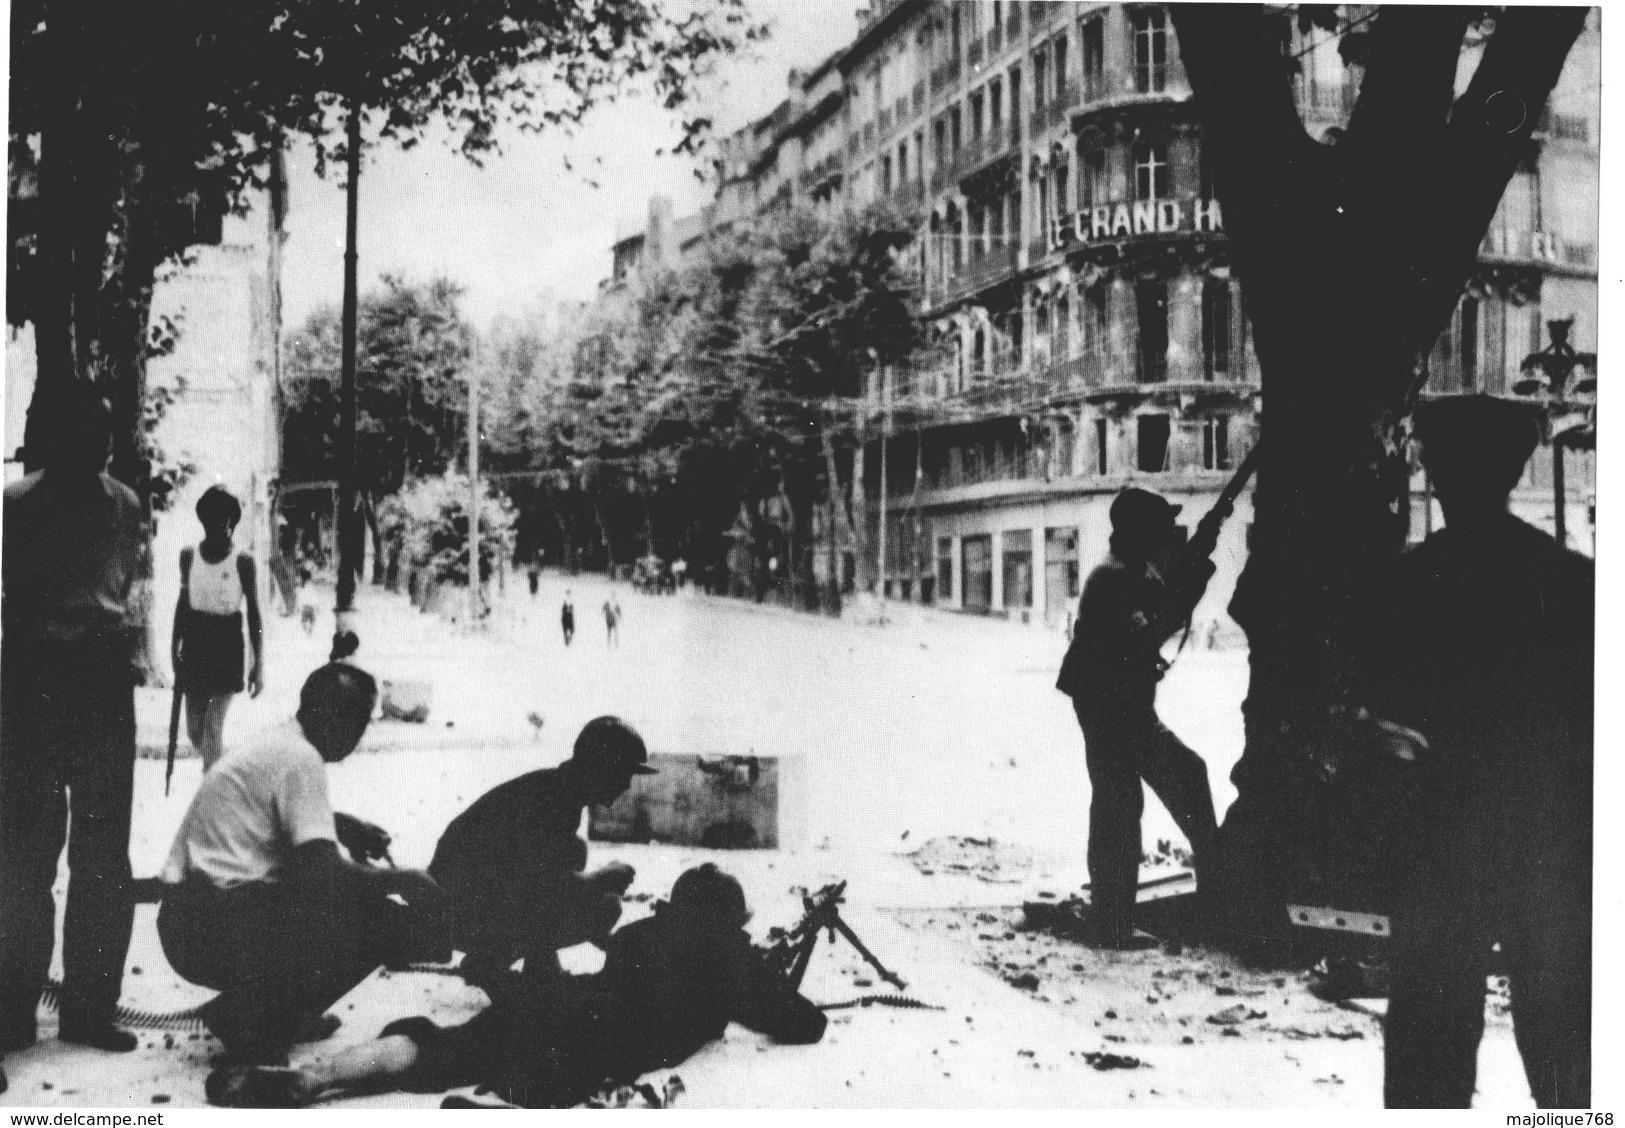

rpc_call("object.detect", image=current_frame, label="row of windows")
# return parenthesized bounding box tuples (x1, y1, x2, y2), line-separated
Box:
(924, 411, 1235, 496)
(945, 277, 1241, 394)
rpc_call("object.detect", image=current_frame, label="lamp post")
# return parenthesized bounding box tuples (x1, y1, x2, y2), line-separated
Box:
(1514, 317, 1597, 549)
(334, 97, 362, 653)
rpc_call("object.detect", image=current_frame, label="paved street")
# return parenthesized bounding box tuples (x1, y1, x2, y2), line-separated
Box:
(4, 575, 1535, 1108)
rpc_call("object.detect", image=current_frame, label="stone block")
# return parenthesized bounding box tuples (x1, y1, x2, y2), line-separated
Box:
(380, 679, 433, 723)
(589, 751, 805, 849)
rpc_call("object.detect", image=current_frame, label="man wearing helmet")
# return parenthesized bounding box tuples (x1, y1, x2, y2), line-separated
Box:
(1056, 487, 1220, 949)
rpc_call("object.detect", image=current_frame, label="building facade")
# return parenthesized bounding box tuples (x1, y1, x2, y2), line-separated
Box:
(610, 2, 1599, 626)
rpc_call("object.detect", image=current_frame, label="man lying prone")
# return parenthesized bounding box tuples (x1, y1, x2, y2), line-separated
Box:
(206, 863, 827, 1108)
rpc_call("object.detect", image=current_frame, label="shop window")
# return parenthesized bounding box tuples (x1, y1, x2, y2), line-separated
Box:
(1136, 280, 1168, 382)
(1138, 414, 1171, 472)
(962, 534, 993, 613)
(1202, 279, 1232, 379)
(1133, 141, 1168, 201)
(1134, 9, 1169, 94)
(1002, 529, 1034, 610)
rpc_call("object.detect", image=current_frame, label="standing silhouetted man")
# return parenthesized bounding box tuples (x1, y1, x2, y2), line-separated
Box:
(1368, 397, 1592, 1109)
(1, 385, 147, 1061)
(1057, 488, 1219, 949)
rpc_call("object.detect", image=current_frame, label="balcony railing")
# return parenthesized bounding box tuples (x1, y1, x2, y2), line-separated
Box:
(950, 122, 1015, 182)
(956, 244, 1020, 296)
(1045, 353, 1104, 389)
(1295, 78, 1355, 118)
(1479, 227, 1597, 271)
(798, 151, 846, 192)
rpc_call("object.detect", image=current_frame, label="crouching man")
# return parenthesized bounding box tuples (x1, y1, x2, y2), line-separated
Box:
(207, 863, 828, 1107)
(159, 663, 449, 1065)
(427, 716, 654, 987)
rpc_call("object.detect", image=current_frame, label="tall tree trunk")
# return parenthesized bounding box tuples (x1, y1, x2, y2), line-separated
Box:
(1169, 5, 1586, 926)
(850, 419, 870, 593)
(819, 421, 852, 609)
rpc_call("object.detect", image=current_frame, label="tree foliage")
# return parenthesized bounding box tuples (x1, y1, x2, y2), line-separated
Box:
(283, 275, 473, 500)
(9, 0, 760, 483)
(480, 200, 930, 598)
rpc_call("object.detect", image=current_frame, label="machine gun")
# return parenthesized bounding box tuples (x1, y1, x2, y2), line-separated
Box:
(761, 881, 907, 992)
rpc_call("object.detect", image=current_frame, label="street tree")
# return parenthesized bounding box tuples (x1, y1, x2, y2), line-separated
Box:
(9, 0, 758, 489)
(282, 276, 474, 579)
(1167, 5, 1588, 922)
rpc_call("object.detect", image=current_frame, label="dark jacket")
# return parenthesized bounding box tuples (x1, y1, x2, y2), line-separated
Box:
(1057, 553, 1212, 711)
(468, 912, 826, 1107)
(1363, 514, 1593, 849)
(430, 767, 587, 904)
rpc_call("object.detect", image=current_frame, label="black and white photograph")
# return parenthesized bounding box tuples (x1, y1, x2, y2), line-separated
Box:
(0, 0, 1608, 1112)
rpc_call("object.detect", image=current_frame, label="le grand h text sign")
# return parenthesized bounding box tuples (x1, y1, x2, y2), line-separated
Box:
(1056, 197, 1225, 246)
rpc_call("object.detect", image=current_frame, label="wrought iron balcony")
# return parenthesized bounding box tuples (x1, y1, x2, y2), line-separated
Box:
(1480, 227, 1597, 271)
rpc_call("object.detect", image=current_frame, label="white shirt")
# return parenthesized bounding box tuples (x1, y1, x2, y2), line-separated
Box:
(188, 545, 243, 616)
(162, 719, 337, 888)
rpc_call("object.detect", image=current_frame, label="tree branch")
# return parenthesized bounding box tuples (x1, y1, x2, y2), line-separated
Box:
(1339, 6, 1470, 169)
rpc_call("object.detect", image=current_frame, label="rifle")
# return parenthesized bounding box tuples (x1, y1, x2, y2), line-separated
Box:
(761, 881, 906, 991)
(1172, 439, 1263, 653)
(165, 685, 183, 796)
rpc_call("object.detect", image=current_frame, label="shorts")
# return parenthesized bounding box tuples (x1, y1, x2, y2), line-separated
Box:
(177, 610, 245, 695)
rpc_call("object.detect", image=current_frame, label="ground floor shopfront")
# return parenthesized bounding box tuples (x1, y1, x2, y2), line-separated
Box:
(863, 438, 1592, 635)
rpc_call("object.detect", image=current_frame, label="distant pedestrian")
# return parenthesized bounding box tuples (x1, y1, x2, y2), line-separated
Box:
(603, 594, 621, 648)
(526, 557, 540, 598)
(173, 486, 265, 771)
(297, 573, 319, 635)
(560, 591, 575, 647)
(2, 385, 146, 1061)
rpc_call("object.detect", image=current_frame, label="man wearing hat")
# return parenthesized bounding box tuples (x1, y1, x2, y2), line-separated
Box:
(1362, 396, 1592, 1108)
(1056, 488, 1220, 949)
(429, 716, 655, 988)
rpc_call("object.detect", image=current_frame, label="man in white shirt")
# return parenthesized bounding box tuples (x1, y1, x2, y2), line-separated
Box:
(158, 663, 446, 1065)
